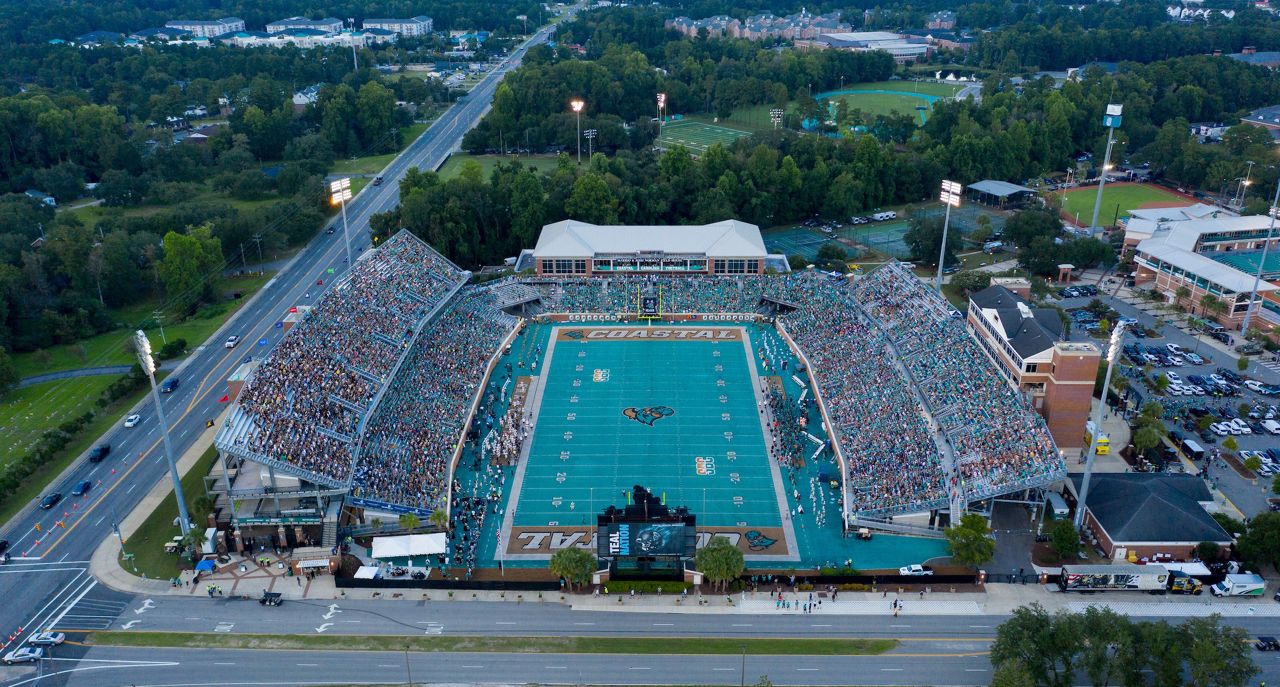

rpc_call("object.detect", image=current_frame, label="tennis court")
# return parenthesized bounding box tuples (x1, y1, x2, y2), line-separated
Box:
(762, 227, 843, 261)
(837, 221, 913, 259)
(655, 120, 752, 155)
(911, 204, 1007, 238)
(512, 326, 783, 529)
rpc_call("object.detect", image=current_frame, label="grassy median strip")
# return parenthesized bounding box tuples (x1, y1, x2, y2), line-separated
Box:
(90, 632, 895, 655)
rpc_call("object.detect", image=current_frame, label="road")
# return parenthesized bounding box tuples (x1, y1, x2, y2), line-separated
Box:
(0, 17, 560, 661)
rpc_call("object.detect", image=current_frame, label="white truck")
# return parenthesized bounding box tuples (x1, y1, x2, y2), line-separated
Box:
(1211, 573, 1266, 597)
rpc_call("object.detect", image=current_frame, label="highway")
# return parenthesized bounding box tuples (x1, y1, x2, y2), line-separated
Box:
(0, 17, 560, 663)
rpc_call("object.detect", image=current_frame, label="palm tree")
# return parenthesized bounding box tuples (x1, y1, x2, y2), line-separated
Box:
(429, 508, 448, 531)
(398, 512, 420, 532)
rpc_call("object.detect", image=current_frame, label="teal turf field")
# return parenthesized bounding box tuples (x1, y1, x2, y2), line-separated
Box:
(513, 328, 783, 529)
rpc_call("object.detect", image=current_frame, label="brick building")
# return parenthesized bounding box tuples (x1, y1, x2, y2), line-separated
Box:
(1068, 473, 1233, 561)
(967, 282, 1100, 449)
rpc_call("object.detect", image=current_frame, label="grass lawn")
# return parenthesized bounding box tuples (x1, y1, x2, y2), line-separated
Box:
(329, 120, 431, 177)
(438, 153, 566, 179)
(119, 445, 218, 580)
(66, 193, 285, 231)
(91, 632, 898, 656)
(0, 378, 158, 526)
(12, 271, 275, 379)
(1059, 183, 1185, 227)
(0, 376, 118, 466)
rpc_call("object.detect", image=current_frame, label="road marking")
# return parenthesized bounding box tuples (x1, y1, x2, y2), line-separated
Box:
(713, 668, 734, 671)
(495, 621, 517, 625)
(731, 623, 752, 627)
(92, 516, 105, 527)
(811, 624, 832, 627)
(573, 622, 595, 626)
(969, 625, 991, 628)
(297, 663, 319, 667)
(652, 623, 674, 626)
(966, 668, 989, 672)
(214, 662, 236, 666)
(545, 666, 567, 669)
(125, 484, 136, 494)
(461, 665, 484, 669)
(881, 668, 904, 671)
(891, 624, 911, 627)
(377, 664, 397, 668)
(629, 667, 651, 670)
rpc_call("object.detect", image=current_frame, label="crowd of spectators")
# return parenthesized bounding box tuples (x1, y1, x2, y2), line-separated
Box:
(229, 232, 466, 485)
(355, 292, 518, 510)
(853, 263, 1063, 501)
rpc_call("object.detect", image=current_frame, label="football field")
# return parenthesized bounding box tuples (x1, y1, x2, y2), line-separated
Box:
(655, 120, 752, 155)
(1060, 182, 1187, 226)
(500, 324, 794, 560)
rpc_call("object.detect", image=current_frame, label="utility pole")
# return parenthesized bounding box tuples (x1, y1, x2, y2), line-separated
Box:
(1075, 322, 1127, 530)
(134, 330, 190, 536)
(349, 18, 359, 72)
(152, 310, 166, 344)
(1239, 177, 1280, 337)
(252, 233, 263, 264)
(1088, 104, 1123, 235)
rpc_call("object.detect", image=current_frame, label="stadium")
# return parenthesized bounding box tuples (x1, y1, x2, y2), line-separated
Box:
(212, 221, 1065, 577)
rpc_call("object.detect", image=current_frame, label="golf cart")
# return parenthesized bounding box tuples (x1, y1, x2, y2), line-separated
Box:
(259, 591, 283, 607)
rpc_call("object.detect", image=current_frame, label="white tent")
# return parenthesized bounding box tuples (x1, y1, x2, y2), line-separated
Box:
(370, 533, 447, 559)
(354, 566, 380, 579)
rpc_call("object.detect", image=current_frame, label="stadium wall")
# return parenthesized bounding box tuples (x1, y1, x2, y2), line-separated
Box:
(443, 318, 525, 521)
(773, 318, 850, 532)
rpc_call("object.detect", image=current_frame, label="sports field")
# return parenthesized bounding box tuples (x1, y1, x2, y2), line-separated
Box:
(655, 120, 752, 155)
(1060, 182, 1187, 226)
(817, 81, 964, 124)
(503, 324, 794, 559)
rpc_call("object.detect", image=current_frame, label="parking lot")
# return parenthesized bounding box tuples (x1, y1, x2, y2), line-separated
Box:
(1056, 280, 1280, 519)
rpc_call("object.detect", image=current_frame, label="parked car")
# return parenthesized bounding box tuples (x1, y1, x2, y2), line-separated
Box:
(1256, 636, 1280, 652)
(899, 564, 933, 576)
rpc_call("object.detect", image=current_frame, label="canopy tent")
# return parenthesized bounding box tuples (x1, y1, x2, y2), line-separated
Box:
(354, 566, 380, 580)
(297, 558, 332, 569)
(370, 533, 447, 559)
(194, 558, 216, 572)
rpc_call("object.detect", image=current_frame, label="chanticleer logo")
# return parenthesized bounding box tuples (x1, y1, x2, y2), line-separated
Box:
(622, 406, 674, 426)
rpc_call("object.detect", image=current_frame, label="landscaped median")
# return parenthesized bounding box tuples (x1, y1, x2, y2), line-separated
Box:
(87, 632, 897, 656)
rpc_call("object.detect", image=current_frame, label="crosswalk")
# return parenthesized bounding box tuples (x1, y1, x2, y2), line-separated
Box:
(1258, 358, 1280, 375)
(53, 595, 127, 631)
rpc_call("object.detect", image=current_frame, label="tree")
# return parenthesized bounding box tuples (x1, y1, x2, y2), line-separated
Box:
(694, 535, 744, 592)
(951, 270, 992, 295)
(1237, 356, 1249, 373)
(1238, 511, 1280, 570)
(989, 660, 1035, 687)
(1076, 606, 1135, 687)
(944, 513, 996, 567)
(1272, 474, 1280, 496)
(0, 346, 16, 392)
(1133, 425, 1162, 455)
(1182, 615, 1258, 687)
(157, 225, 223, 314)
(903, 215, 960, 267)
(1244, 454, 1261, 472)
(990, 603, 1081, 687)
(564, 173, 620, 224)
(429, 508, 448, 531)
(1175, 285, 1192, 309)
(371, 517, 383, 533)
(1047, 519, 1080, 563)
(1003, 209, 1061, 249)
(548, 547, 596, 591)
(1223, 435, 1239, 454)
(1196, 541, 1221, 562)
(398, 513, 420, 532)
(1154, 373, 1170, 392)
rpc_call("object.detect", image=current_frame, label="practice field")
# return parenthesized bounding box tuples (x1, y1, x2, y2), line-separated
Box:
(503, 325, 794, 559)
(1060, 182, 1187, 226)
(817, 81, 963, 124)
(655, 120, 752, 155)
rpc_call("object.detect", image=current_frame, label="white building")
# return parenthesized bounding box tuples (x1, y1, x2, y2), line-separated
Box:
(798, 31, 930, 63)
(265, 16, 344, 34)
(164, 17, 244, 38)
(517, 220, 789, 275)
(362, 16, 433, 37)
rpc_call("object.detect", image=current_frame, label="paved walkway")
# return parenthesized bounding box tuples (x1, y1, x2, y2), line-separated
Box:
(19, 359, 180, 388)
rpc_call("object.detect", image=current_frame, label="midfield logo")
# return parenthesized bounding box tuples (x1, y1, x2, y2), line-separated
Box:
(622, 405, 674, 426)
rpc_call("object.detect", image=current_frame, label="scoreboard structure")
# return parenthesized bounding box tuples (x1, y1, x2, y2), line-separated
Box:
(636, 286, 663, 320)
(597, 485, 696, 578)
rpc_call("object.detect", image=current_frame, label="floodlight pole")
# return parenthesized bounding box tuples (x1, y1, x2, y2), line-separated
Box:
(1074, 322, 1126, 530)
(331, 178, 354, 266)
(1239, 177, 1280, 337)
(1089, 104, 1123, 234)
(339, 195, 352, 264)
(935, 201, 954, 292)
(136, 330, 191, 535)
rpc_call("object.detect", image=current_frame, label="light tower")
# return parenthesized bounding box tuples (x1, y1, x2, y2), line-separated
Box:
(1239, 177, 1280, 337)
(1087, 103, 1123, 235)
(935, 180, 963, 292)
(135, 330, 191, 535)
(330, 178, 354, 266)
(584, 129, 597, 158)
(570, 99, 585, 164)
(1074, 321, 1128, 529)
(770, 108, 784, 129)
(656, 92, 666, 126)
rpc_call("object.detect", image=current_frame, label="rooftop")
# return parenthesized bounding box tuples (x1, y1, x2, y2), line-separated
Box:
(968, 179, 1036, 197)
(1135, 214, 1280, 293)
(969, 285, 1066, 358)
(533, 220, 768, 258)
(1069, 473, 1232, 545)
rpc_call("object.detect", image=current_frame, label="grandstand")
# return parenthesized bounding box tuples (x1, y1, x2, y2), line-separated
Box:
(210, 225, 1063, 566)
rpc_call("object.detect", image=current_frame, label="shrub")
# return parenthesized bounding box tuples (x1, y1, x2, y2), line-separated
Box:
(602, 581, 692, 594)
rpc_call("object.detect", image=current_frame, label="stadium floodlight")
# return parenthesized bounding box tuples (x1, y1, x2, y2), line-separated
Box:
(584, 129, 597, 158)
(1240, 176, 1280, 336)
(1087, 103, 1123, 235)
(1074, 321, 1127, 529)
(329, 177, 354, 266)
(134, 330, 191, 536)
(770, 108, 784, 129)
(656, 92, 666, 125)
(570, 99, 585, 164)
(934, 180, 963, 292)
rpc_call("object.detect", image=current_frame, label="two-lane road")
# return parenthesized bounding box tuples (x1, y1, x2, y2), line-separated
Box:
(0, 18, 562, 655)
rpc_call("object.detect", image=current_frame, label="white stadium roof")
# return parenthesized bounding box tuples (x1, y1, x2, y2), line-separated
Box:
(533, 220, 767, 258)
